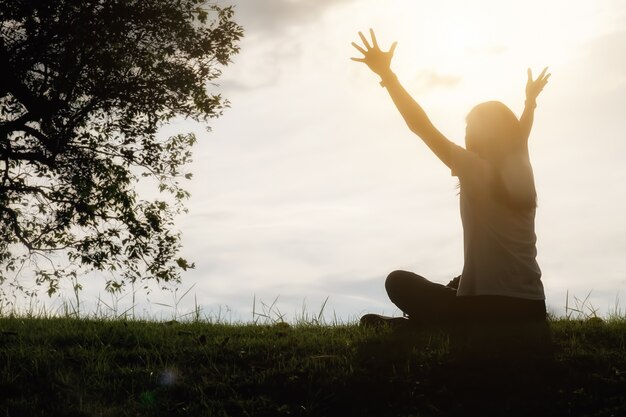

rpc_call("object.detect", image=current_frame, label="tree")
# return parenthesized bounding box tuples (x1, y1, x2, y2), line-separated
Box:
(0, 0, 243, 295)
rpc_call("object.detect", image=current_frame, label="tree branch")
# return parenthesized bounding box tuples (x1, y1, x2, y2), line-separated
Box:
(0, 112, 36, 137)
(0, 39, 60, 118)
(0, 206, 33, 251)
(0, 148, 52, 165)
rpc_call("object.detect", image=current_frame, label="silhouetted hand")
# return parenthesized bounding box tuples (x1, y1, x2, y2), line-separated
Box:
(526, 67, 551, 104)
(350, 29, 397, 77)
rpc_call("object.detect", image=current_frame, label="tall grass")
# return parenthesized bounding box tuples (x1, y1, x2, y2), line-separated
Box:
(2, 283, 624, 324)
(1, 286, 625, 416)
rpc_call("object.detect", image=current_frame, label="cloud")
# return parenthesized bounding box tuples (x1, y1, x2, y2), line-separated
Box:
(231, 0, 357, 36)
(216, 35, 302, 93)
(408, 70, 462, 94)
(216, 0, 352, 94)
(217, 70, 280, 93)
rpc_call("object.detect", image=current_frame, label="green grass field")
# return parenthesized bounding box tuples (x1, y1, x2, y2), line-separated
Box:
(1, 313, 625, 417)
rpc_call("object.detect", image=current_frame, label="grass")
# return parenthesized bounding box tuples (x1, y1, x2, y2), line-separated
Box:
(0, 289, 625, 416)
(0, 313, 625, 417)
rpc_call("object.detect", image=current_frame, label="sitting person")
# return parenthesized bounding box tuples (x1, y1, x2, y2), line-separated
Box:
(351, 29, 551, 328)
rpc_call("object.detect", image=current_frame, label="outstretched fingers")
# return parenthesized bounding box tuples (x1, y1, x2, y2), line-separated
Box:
(389, 41, 398, 55)
(358, 31, 372, 50)
(350, 29, 397, 72)
(532, 67, 551, 83)
(537, 68, 551, 90)
(526, 67, 551, 102)
(527, 67, 551, 95)
(528, 67, 551, 83)
(369, 28, 379, 49)
(350, 41, 368, 62)
(351, 42, 367, 56)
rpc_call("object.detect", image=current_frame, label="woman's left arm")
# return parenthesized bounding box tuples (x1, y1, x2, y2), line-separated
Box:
(520, 67, 551, 142)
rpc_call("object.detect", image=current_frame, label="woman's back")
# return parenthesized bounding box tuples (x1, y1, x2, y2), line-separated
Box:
(450, 142, 544, 299)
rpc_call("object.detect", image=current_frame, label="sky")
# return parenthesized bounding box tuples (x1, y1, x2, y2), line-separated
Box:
(12, 0, 626, 322)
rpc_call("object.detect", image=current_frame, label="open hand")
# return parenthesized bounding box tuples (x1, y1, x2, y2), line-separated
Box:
(350, 29, 397, 77)
(526, 67, 551, 103)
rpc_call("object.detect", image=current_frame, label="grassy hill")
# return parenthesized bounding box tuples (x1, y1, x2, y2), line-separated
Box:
(1, 316, 625, 417)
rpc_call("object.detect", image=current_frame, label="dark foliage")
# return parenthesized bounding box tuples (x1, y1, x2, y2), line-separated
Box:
(0, 0, 243, 294)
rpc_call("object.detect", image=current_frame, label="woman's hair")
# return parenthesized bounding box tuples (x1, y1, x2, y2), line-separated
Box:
(465, 101, 522, 161)
(464, 101, 537, 210)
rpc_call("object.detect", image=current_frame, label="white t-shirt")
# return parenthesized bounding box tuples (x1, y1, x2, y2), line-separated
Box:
(449, 142, 545, 300)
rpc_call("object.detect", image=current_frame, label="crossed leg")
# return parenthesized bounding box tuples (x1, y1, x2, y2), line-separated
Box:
(385, 270, 459, 325)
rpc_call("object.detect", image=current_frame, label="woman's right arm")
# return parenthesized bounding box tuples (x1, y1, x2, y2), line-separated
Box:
(351, 30, 452, 169)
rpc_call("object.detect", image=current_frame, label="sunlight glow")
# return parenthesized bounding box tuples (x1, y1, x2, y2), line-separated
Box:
(359, 0, 606, 96)
(342, 0, 610, 140)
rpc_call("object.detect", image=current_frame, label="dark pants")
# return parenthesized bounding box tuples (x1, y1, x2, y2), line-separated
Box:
(385, 270, 547, 325)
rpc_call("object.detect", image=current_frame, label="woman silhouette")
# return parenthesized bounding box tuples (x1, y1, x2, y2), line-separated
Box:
(352, 29, 551, 327)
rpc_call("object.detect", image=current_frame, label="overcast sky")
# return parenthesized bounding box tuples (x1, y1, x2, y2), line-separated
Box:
(23, 0, 626, 322)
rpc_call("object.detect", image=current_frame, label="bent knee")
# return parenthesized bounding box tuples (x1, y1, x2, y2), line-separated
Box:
(385, 270, 411, 295)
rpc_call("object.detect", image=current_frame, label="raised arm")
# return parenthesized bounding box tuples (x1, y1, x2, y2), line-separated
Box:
(351, 29, 452, 168)
(520, 67, 551, 143)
